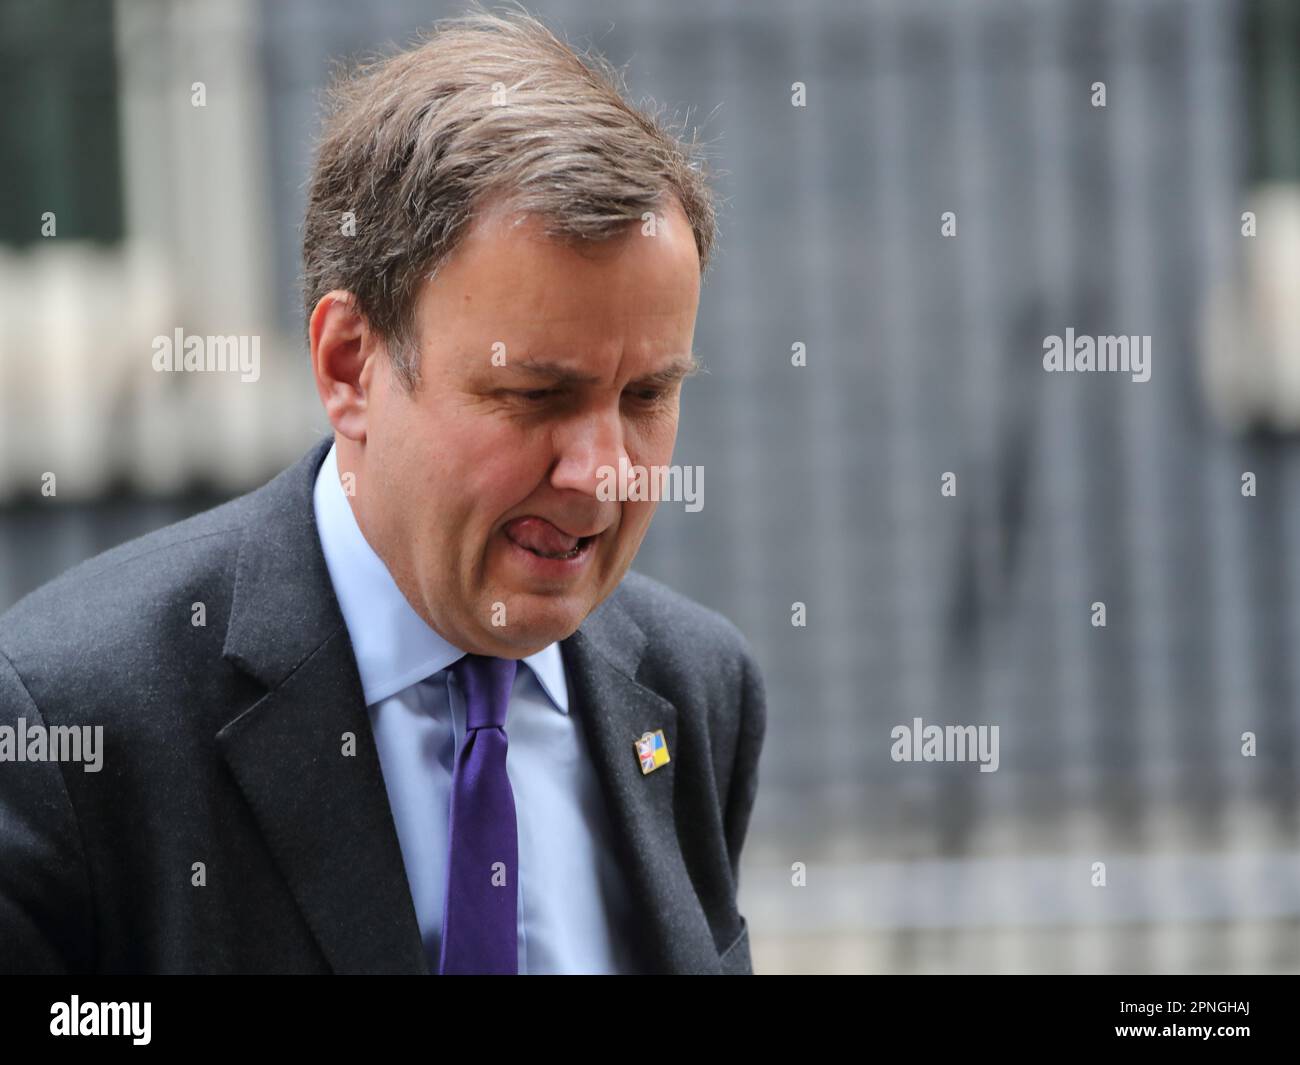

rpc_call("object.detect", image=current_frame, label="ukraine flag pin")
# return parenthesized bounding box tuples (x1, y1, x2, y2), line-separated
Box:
(635, 729, 670, 775)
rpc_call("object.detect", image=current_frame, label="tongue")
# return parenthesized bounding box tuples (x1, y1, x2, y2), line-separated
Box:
(505, 517, 580, 556)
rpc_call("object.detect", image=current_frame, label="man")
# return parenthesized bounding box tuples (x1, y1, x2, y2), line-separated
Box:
(0, 10, 764, 974)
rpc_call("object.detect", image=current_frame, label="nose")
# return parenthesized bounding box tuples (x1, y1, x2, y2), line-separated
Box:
(549, 404, 629, 500)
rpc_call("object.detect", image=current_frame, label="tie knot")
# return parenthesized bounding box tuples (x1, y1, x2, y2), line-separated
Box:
(451, 653, 517, 730)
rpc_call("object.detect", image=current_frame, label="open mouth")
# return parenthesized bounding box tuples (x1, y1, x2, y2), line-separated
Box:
(516, 535, 594, 561)
(503, 516, 597, 561)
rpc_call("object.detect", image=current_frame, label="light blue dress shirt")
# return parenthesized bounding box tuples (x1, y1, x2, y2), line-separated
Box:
(312, 443, 641, 974)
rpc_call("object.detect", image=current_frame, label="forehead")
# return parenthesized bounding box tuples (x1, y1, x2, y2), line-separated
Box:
(418, 198, 702, 333)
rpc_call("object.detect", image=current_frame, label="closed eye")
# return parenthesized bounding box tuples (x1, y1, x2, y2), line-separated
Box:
(505, 385, 674, 405)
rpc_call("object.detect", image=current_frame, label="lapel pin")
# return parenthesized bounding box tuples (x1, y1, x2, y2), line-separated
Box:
(635, 729, 670, 775)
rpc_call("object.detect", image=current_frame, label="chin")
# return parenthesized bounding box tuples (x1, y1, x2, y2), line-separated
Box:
(502, 589, 596, 640)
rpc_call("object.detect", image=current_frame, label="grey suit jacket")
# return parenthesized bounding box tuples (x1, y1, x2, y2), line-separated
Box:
(0, 439, 765, 974)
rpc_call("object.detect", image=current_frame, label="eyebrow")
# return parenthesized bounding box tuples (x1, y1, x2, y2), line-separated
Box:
(508, 353, 701, 388)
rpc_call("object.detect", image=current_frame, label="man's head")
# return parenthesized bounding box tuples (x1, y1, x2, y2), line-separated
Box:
(302, 8, 716, 658)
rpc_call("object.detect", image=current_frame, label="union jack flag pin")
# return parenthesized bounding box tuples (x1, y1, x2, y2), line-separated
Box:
(635, 729, 670, 775)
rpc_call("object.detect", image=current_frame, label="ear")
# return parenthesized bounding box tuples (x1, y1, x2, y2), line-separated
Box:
(309, 291, 382, 442)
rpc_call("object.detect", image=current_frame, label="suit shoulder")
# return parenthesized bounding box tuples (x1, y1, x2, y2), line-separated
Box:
(0, 489, 254, 669)
(610, 570, 756, 666)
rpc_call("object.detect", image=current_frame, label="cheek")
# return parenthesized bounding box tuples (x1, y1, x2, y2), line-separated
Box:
(623, 416, 677, 466)
(404, 404, 500, 483)
(458, 432, 553, 517)
(617, 500, 658, 544)
(368, 392, 438, 484)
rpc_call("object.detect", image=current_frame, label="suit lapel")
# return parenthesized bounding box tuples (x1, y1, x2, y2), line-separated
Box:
(218, 439, 427, 974)
(562, 605, 722, 975)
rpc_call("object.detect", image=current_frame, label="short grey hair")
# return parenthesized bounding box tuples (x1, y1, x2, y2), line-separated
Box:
(301, 3, 719, 389)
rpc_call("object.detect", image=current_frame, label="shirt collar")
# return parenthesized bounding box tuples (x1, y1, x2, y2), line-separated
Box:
(311, 441, 569, 712)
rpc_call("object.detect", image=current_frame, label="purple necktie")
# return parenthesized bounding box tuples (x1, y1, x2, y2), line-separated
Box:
(439, 653, 520, 975)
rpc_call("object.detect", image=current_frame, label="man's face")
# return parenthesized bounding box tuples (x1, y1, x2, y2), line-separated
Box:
(353, 198, 701, 657)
